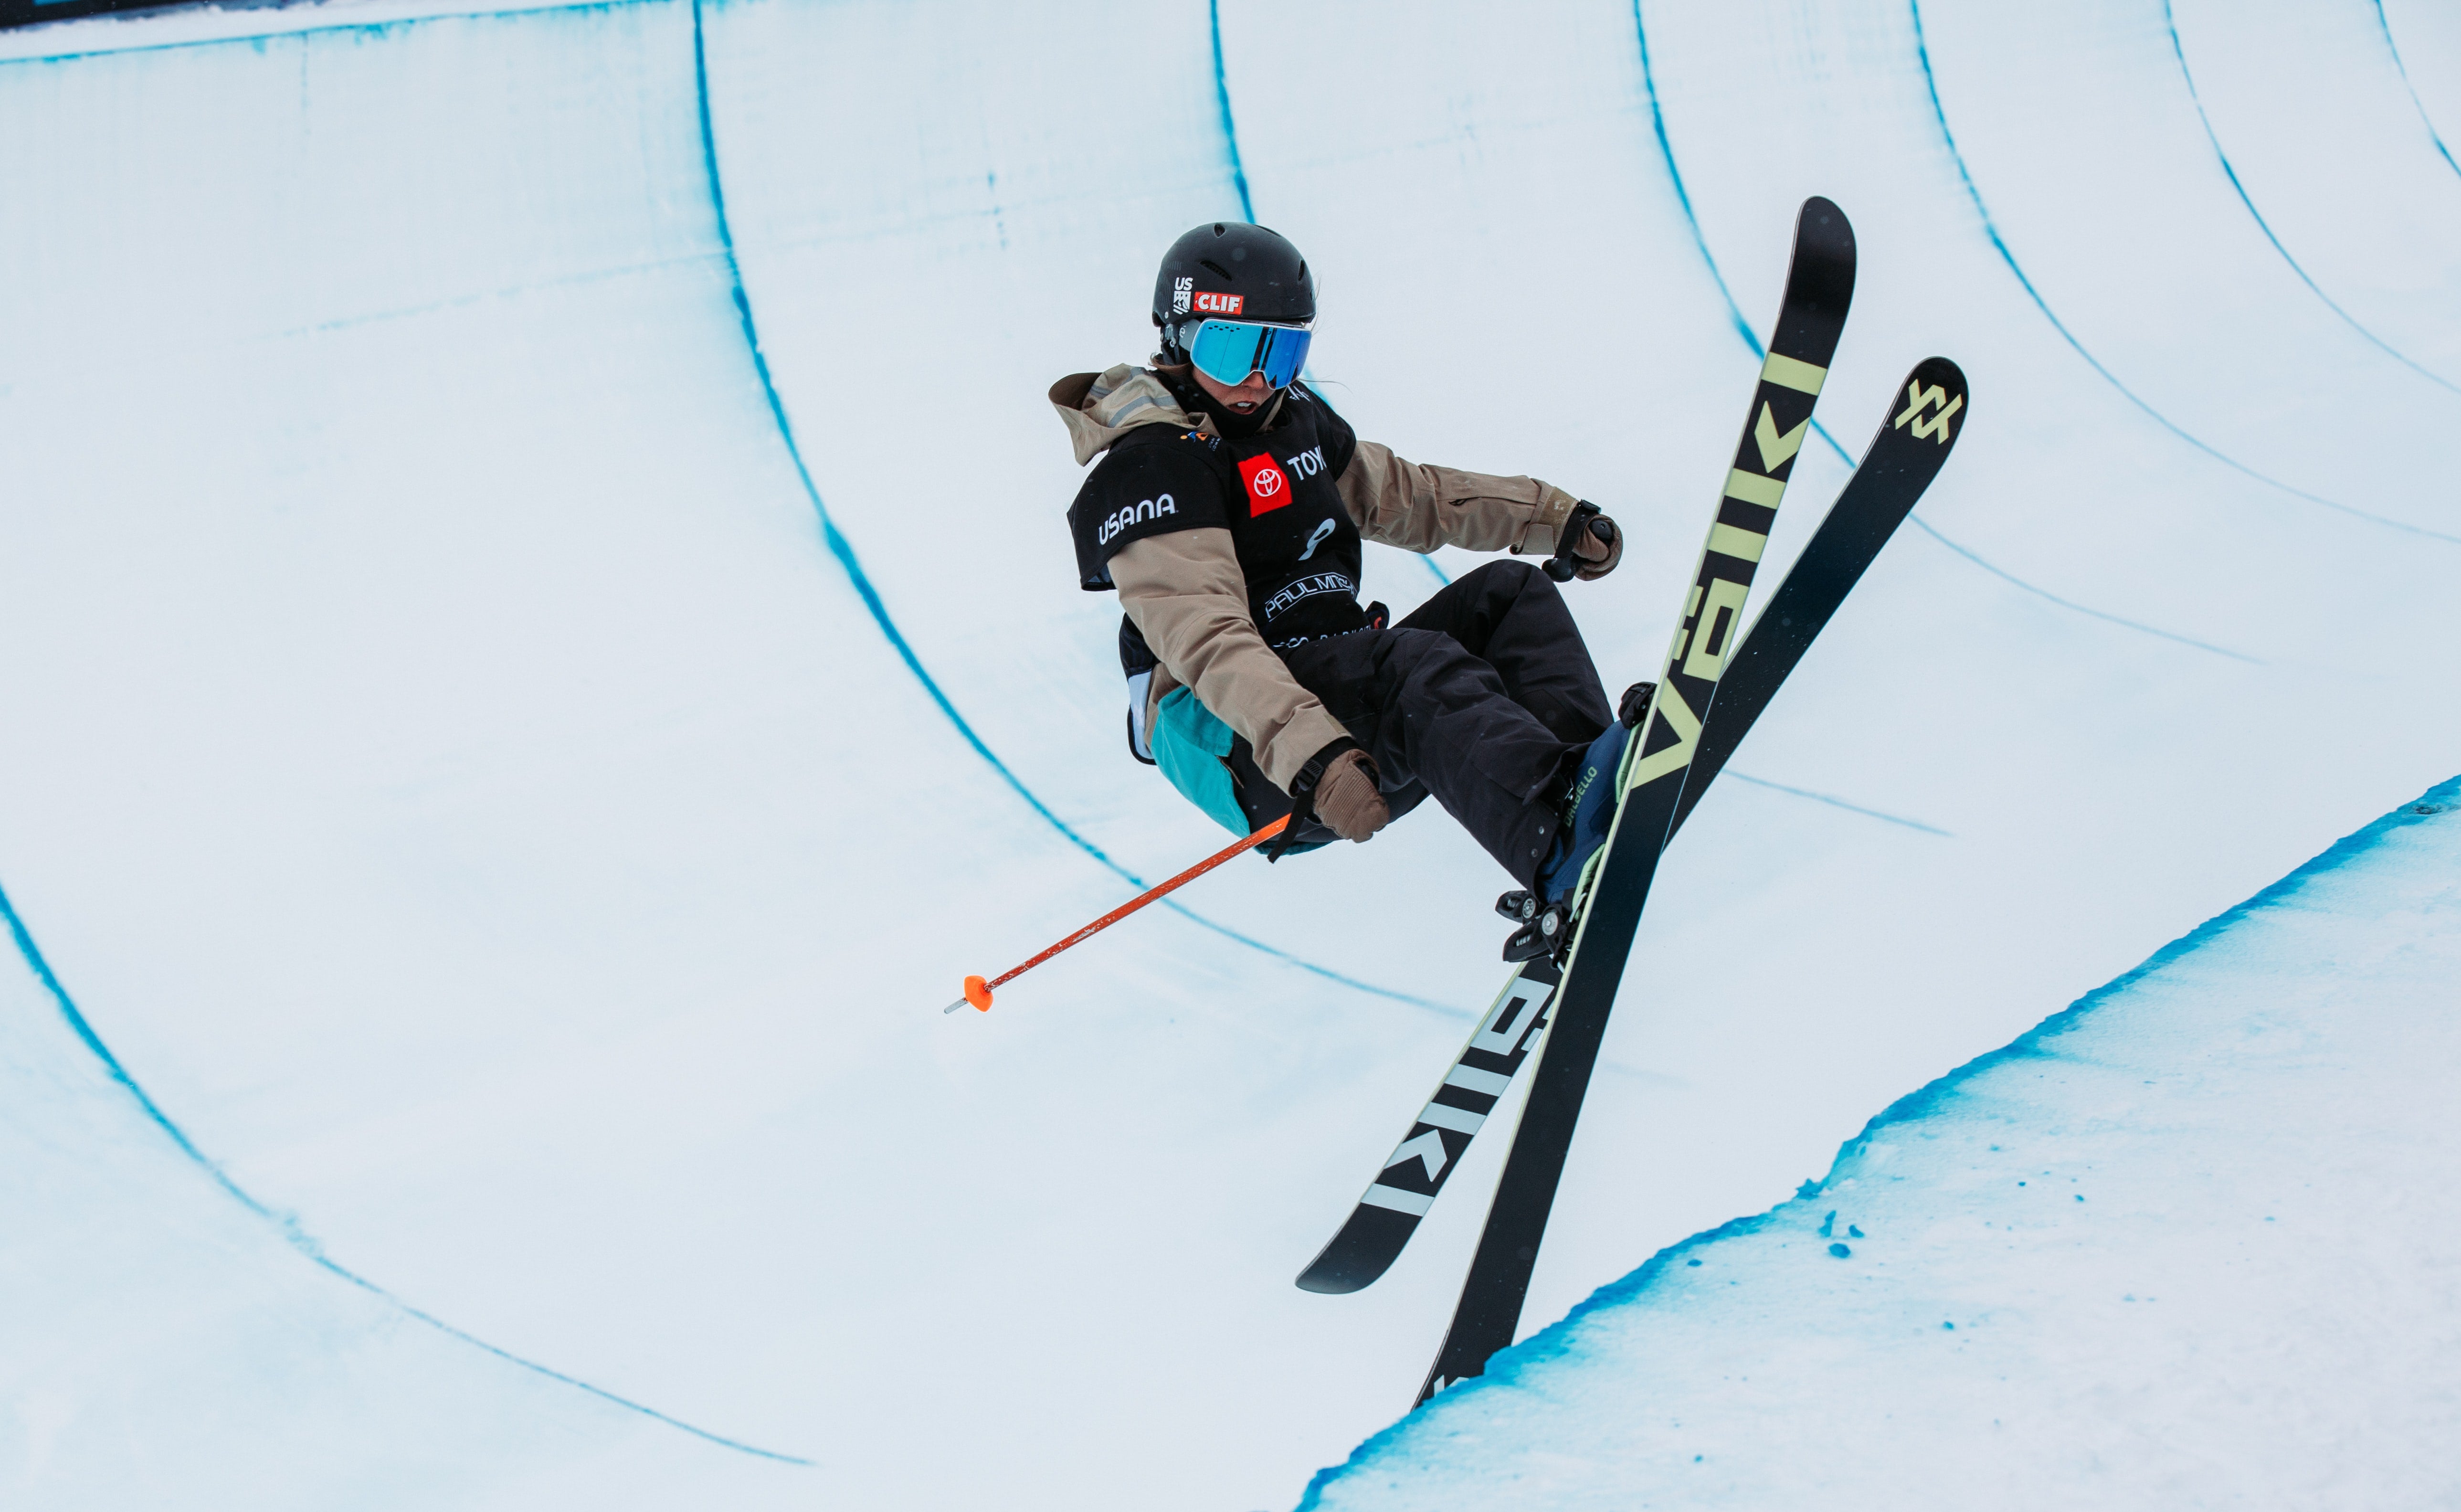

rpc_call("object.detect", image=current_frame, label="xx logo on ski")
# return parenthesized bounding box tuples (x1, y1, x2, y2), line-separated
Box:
(1893, 381, 1963, 443)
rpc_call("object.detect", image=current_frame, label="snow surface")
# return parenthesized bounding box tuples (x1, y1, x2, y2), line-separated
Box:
(0, 0, 2455, 1507)
(1304, 777, 2461, 1508)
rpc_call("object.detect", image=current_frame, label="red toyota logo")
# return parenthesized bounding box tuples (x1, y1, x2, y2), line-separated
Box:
(1239, 454, 1291, 513)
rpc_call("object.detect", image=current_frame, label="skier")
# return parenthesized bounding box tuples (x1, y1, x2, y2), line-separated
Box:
(1054, 222, 1644, 911)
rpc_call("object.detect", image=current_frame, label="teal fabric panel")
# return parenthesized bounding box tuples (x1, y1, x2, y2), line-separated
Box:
(1150, 686, 1249, 836)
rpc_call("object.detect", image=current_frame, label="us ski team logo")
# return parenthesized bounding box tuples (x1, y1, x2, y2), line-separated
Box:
(1172, 276, 1193, 315)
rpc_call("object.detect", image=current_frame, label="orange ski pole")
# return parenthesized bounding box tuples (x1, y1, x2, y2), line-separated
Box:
(945, 816, 1290, 1014)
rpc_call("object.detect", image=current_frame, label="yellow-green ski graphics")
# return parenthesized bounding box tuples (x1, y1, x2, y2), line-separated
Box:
(1293, 351, 1966, 1301)
(1416, 196, 1855, 1406)
(1672, 354, 1967, 834)
(1622, 347, 1827, 798)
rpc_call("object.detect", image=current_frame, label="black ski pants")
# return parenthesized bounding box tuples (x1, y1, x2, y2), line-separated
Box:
(1275, 559, 1613, 886)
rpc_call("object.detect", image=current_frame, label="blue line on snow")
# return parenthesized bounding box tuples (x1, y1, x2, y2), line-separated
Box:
(1904, 0, 2461, 546)
(0, 2, 1431, 1459)
(1825, 774, 2461, 1175)
(1207, 0, 1255, 222)
(1726, 772, 1952, 836)
(1902, 516, 2257, 662)
(1294, 775, 2460, 1507)
(1633, 13, 1760, 359)
(0, 876, 813, 1466)
(1323, 770, 2461, 1497)
(1208, 13, 1441, 598)
(688, 2, 1448, 1015)
(1631, 0, 2259, 662)
(2375, 0, 2461, 183)
(2164, 0, 2459, 397)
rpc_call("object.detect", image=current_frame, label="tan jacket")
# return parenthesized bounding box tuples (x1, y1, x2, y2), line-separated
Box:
(1052, 363, 1583, 793)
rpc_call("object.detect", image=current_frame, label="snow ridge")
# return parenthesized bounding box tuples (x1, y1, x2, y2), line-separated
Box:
(1302, 773, 2461, 1508)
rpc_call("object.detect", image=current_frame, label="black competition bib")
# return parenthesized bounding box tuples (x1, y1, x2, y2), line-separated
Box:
(1065, 382, 1366, 645)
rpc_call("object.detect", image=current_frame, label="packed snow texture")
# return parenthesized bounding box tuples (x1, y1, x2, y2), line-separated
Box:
(1305, 778, 2461, 1508)
(0, 0, 2457, 1508)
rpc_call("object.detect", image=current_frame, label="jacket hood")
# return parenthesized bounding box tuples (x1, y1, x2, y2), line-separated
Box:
(1050, 363, 1289, 466)
(1049, 365, 1199, 466)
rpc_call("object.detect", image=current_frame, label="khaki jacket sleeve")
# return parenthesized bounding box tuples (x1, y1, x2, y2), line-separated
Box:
(1335, 438, 1584, 557)
(1111, 530, 1353, 795)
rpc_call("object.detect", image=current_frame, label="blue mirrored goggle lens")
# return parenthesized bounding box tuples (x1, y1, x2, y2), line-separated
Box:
(1185, 319, 1311, 389)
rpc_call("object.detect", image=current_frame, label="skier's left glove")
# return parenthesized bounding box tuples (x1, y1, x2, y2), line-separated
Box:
(1544, 501, 1621, 583)
(1264, 738, 1390, 858)
(1311, 748, 1390, 844)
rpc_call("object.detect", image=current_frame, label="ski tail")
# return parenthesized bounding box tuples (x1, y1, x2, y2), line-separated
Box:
(1294, 957, 1561, 1293)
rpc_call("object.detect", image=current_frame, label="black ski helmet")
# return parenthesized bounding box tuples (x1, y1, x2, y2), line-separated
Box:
(1152, 222, 1315, 364)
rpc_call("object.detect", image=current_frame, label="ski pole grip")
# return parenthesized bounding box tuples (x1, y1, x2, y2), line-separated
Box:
(1543, 502, 1611, 582)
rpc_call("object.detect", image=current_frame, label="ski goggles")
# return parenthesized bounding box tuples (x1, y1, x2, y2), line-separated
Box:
(1179, 317, 1312, 389)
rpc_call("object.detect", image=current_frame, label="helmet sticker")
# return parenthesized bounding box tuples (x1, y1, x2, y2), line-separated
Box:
(1172, 276, 1193, 315)
(1194, 292, 1244, 315)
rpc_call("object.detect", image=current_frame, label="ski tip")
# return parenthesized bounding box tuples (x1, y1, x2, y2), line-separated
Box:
(1913, 354, 1966, 391)
(963, 974, 993, 1012)
(1798, 194, 1854, 246)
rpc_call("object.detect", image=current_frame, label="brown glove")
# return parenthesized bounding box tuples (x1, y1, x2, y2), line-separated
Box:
(1568, 507, 1622, 582)
(1542, 501, 1622, 583)
(1311, 747, 1390, 844)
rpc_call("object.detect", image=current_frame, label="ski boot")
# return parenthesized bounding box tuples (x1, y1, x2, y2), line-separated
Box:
(1497, 684, 1657, 962)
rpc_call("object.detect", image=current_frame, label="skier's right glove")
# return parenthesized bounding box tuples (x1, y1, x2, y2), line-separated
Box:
(1544, 501, 1621, 583)
(1299, 743, 1378, 847)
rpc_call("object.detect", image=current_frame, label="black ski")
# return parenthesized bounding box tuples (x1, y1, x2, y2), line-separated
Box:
(1675, 355, 1967, 833)
(1293, 349, 1966, 1300)
(1407, 197, 1856, 1401)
